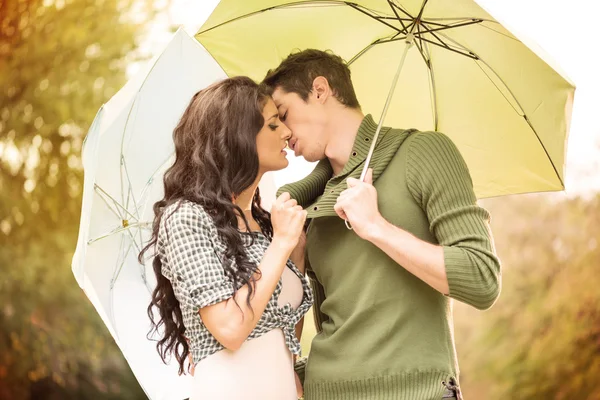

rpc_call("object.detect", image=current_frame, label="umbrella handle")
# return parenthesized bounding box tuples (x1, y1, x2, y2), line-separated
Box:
(346, 35, 414, 231)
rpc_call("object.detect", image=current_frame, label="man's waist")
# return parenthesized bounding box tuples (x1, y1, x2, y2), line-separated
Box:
(303, 369, 459, 400)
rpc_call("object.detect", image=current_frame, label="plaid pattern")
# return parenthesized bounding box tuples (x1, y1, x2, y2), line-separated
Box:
(156, 200, 313, 364)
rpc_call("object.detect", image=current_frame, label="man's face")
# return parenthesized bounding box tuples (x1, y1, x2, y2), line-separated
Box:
(271, 87, 328, 162)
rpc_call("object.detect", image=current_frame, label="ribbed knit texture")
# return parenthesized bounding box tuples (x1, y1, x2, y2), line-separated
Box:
(304, 371, 453, 400)
(279, 115, 501, 399)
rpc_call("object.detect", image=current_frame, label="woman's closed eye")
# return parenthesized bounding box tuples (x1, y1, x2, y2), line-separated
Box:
(280, 111, 287, 122)
(269, 124, 279, 131)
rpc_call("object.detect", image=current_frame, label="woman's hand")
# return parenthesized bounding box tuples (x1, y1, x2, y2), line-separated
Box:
(271, 192, 307, 251)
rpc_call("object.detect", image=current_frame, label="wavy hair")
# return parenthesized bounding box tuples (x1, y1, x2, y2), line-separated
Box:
(139, 76, 273, 374)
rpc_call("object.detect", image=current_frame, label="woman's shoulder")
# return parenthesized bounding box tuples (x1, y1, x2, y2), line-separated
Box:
(160, 200, 216, 234)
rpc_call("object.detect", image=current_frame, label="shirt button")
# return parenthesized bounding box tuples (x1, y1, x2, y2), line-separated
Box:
(313, 206, 318, 211)
(176, 274, 184, 282)
(365, 138, 370, 142)
(352, 151, 357, 157)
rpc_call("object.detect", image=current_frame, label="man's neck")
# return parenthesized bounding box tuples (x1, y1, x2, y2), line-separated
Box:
(324, 107, 364, 176)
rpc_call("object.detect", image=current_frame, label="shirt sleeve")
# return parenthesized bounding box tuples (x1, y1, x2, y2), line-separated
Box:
(406, 131, 502, 310)
(161, 203, 234, 310)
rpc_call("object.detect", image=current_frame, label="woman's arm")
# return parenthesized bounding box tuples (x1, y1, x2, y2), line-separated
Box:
(200, 193, 307, 350)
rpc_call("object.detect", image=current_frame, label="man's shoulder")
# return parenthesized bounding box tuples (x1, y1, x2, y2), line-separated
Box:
(382, 128, 463, 175)
(405, 129, 456, 149)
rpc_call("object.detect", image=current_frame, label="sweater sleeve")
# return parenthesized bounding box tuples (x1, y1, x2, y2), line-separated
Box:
(406, 131, 501, 310)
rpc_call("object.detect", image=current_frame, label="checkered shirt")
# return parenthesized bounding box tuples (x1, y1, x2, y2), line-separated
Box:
(156, 200, 313, 365)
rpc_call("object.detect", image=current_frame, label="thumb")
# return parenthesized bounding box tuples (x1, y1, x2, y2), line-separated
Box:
(347, 177, 359, 188)
(365, 168, 373, 184)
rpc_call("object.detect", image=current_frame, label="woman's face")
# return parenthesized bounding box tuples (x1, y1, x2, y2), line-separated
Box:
(256, 97, 292, 173)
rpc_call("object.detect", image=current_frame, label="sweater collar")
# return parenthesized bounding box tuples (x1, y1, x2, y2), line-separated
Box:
(337, 114, 381, 177)
(278, 114, 388, 208)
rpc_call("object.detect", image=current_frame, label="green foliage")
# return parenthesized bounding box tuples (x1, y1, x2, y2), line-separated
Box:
(0, 0, 160, 398)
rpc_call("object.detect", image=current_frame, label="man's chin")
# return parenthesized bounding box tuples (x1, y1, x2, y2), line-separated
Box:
(298, 152, 319, 162)
(305, 156, 327, 163)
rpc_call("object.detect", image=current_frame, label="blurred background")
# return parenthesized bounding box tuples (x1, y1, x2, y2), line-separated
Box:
(1, 0, 599, 399)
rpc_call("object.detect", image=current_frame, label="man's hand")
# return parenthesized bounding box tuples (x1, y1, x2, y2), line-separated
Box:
(334, 168, 383, 240)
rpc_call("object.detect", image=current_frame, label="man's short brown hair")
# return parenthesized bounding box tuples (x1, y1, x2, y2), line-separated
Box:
(262, 49, 360, 109)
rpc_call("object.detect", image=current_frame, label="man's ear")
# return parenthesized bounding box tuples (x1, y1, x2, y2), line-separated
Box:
(312, 76, 331, 103)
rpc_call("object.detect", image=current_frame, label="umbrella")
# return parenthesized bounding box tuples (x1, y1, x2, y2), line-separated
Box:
(71, 28, 232, 400)
(195, 0, 575, 198)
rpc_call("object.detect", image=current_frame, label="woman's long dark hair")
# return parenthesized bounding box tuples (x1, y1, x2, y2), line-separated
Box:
(138, 76, 274, 374)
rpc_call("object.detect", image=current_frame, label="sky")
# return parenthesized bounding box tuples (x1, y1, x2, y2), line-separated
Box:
(140, 0, 600, 198)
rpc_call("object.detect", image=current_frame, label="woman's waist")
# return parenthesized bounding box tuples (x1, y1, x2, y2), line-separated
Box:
(193, 328, 293, 372)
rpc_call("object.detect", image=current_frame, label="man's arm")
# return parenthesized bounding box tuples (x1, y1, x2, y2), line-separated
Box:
(366, 220, 449, 294)
(335, 132, 501, 310)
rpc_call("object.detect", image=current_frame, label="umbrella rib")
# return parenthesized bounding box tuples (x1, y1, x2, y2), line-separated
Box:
(94, 184, 124, 219)
(377, 16, 413, 22)
(470, 57, 564, 186)
(197, 1, 349, 35)
(414, 24, 430, 68)
(433, 29, 479, 54)
(120, 156, 126, 216)
(422, 27, 452, 49)
(111, 234, 130, 287)
(418, 19, 470, 28)
(347, 3, 402, 33)
(423, 41, 438, 130)
(108, 236, 135, 341)
(87, 222, 151, 245)
(474, 60, 564, 186)
(137, 227, 147, 289)
(388, 1, 415, 20)
(435, 29, 525, 113)
(128, 227, 152, 290)
(423, 16, 499, 23)
(473, 61, 523, 115)
(523, 116, 565, 187)
(347, 41, 379, 66)
(477, 22, 521, 42)
(416, 19, 483, 35)
(121, 156, 141, 219)
(125, 226, 143, 258)
(387, 0, 408, 34)
(418, 25, 562, 186)
(88, 226, 127, 245)
(134, 153, 174, 217)
(381, 35, 477, 59)
(94, 184, 138, 221)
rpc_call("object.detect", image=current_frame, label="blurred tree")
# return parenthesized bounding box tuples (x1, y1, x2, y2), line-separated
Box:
(0, 0, 162, 398)
(455, 194, 600, 400)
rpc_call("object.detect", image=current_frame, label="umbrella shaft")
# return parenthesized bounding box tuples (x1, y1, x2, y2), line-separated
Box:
(361, 39, 413, 181)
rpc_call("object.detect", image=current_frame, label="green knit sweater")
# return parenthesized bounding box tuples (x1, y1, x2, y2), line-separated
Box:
(278, 115, 501, 400)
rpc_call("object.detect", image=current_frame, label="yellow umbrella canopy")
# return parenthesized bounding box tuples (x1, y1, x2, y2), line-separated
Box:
(196, 0, 575, 198)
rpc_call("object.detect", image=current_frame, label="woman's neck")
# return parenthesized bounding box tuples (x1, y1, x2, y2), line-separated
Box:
(233, 174, 262, 231)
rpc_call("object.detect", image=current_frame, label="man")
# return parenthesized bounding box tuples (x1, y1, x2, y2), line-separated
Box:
(262, 49, 501, 400)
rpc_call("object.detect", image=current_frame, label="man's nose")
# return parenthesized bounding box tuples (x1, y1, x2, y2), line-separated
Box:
(282, 125, 292, 140)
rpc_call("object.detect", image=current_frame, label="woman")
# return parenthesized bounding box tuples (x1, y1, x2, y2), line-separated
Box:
(139, 76, 313, 400)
